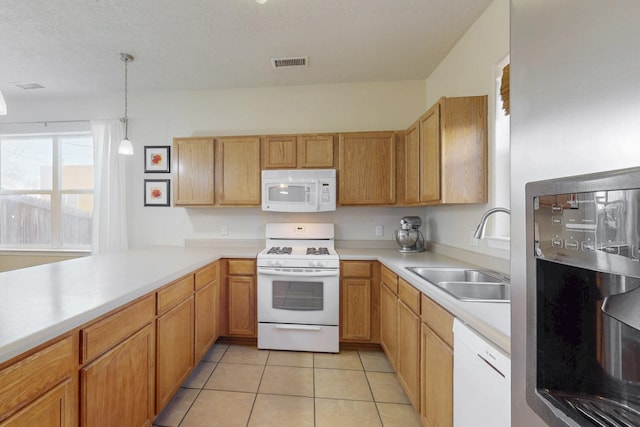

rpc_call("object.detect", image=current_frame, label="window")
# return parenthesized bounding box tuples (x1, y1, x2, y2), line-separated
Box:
(0, 132, 94, 249)
(488, 55, 511, 241)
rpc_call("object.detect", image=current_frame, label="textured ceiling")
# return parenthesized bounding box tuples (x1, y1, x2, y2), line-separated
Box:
(0, 0, 492, 100)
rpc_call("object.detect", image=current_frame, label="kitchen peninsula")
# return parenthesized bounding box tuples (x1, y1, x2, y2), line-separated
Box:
(0, 245, 509, 426)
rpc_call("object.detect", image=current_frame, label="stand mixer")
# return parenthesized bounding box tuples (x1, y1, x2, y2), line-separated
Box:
(394, 216, 425, 253)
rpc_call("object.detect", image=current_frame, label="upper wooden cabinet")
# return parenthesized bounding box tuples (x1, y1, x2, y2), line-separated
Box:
(173, 137, 261, 207)
(217, 137, 261, 206)
(419, 102, 441, 203)
(397, 122, 421, 205)
(262, 135, 297, 169)
(399, 96, 487, 205)
(338, 132, 396, 205)
(173, 138, 215, 206)
(297, 134, 335, 168)
(262, 134, 335, 169)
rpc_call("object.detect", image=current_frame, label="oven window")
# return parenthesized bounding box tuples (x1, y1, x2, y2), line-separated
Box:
(272, 280, 323, 311)
(267, 184, 308, 202)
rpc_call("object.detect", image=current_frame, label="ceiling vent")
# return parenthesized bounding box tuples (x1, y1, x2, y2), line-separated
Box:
(271, 56, 308, 69)
(14, 82, 45, 90)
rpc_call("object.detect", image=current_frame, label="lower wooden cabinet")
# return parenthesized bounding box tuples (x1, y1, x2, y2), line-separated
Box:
(225, 259, 257, 337)
(227, 276, 257, 336)
(397, 299, 421, 411)
(340, 261, 380, 343)
(194, 262, 219, 361)
(379, 269, 398, 369)
(420, 293, 454, 427)
(1, 379, 73, 427)
(156, 297, 194, 411)
(0, 336, 77, 427)
(80, 324, 155, 427)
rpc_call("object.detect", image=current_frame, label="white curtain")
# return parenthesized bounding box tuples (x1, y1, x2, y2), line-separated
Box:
(91, 119, 129, 254)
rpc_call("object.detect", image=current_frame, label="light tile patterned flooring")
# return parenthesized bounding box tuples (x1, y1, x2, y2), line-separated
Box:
(153, 344, 422, 427)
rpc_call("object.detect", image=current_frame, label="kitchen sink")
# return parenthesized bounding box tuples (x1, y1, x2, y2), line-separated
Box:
(406, 267, 510, 303)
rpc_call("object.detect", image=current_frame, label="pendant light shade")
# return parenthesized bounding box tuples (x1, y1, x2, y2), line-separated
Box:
(118, 53, 134, 155)
(0, 90, 7, 115)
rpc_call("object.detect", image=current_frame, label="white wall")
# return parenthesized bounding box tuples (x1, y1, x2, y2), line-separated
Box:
(128, 81, 427, 246)
(1, 80, 427, 247)
(422, 0, 510, 262)
(510, 1, 640, 425)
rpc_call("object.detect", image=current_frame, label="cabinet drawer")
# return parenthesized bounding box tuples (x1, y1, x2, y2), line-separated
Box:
(398, 278, 420, 314)
(227, 259, 256, 276)
(380, 265, 398, 294)
(157, 275, 194, 314)
(421, 294, 454, 347)
(341, 261, 372, 278)
(81, 295, 155, 364)
(195, 262, 218, 291)
(0, 336, 74, 417)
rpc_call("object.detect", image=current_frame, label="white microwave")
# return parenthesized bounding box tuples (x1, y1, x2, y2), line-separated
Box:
(262, 169, 336, 212)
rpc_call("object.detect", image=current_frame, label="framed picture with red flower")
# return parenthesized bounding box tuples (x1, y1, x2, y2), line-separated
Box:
(144, 179, 170, 206)
(144, 146, 170, 173)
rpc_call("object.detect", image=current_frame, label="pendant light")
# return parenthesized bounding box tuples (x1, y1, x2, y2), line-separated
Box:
(118, 53, 134, 155)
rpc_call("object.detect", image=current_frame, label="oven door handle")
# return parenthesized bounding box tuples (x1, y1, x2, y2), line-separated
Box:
(275, 325, 322, 331)
(257, 267, 338, 277)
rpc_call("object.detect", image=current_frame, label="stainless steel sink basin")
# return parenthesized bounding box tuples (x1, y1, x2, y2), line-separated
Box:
(406, 267, 510, 303)
(437, 281, 510, 302)
(407, 267, 504, 284)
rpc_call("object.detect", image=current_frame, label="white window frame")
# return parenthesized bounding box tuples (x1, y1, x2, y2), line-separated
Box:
(0, 131, 94, 251)
(485, 55, 511, 250)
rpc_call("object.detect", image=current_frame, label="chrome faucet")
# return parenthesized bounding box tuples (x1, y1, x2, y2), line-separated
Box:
(473, 207, 511, 239)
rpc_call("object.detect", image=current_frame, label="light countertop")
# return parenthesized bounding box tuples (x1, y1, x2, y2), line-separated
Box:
(0, 244, 509, 365)
(337, 248, 511, 354)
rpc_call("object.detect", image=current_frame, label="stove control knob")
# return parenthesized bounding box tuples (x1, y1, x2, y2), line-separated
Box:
(275, 260, 284, 267)
(316, 261, 326, 267)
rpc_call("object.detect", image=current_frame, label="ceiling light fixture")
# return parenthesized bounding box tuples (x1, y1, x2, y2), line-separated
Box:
(118, 53, 134, 155)
(256, 0, 267, 4)
(0, 90, 7, 116)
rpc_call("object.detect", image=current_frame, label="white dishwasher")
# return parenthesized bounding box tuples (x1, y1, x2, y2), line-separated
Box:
(453, 319, 510, 427)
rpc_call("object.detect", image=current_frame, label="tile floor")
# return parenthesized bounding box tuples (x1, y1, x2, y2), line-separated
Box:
(153, 343, 423, 427)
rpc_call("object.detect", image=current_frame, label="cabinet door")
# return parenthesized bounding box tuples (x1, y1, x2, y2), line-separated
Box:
(217, 137, 261, 205)
(156, 297, 195, 412)
(340, 278, 372, 341)
(81, 324, 154, 427)
(421, 323, 453, 427)
(399, 122, 420, 205)
(0, 380, 73, 427)
(397, 300, 421, 410)
(262, 135, 297, 169)
(440, 96, 488, 204)
(0, 336, 75, 422)
(379, 282, 398, 370)
(194, 282, 216, 361)
(419, 102, 441, 203)
(297, 135, 334, 168)
(338, 132, 396, 205)
(228, 276, 256, 337)
(173, 138, 215, 206)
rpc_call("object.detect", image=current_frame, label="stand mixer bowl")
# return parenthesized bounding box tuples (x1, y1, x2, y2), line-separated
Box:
(394, 228, 425, 252)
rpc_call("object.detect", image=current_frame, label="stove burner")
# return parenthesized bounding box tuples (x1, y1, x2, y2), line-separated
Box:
(307, 247, 330, 256)
(267, 246, 292, 255)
